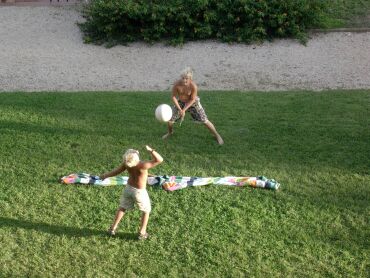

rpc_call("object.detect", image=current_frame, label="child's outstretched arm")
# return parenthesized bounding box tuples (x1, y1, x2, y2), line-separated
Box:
(100, 163, 126, 180)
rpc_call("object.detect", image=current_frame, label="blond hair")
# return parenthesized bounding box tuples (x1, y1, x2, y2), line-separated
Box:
(181, 67, 193, 79)
(122, 149, 140, 168)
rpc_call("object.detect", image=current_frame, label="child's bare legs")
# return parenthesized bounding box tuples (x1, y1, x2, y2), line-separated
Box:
(162, 121, 174, 139)
(110, 207, 126, 232)
(204, 120, 224, 145)
(163, 120, 223, 144)
(139, 212, 150, 236)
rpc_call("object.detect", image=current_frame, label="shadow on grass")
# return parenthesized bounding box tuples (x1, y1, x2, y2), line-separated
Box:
(0, 217, 137, 241)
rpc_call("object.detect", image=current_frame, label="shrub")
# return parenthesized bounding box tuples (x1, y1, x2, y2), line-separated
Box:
(79, 0, 327, 46)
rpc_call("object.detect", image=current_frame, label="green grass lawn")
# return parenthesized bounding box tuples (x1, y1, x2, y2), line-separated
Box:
(324, 0, 370, 28)
(0, 91, 369, 277)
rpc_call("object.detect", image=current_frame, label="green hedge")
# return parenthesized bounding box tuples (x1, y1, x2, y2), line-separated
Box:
(79, 0, 327, 46)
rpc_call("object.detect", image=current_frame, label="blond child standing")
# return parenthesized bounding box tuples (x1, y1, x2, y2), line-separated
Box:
(100, 145, 163, 240)
(162, 67, 224, 145)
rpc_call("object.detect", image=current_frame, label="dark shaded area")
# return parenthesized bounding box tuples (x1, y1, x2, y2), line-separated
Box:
(0, 217, 137, 240)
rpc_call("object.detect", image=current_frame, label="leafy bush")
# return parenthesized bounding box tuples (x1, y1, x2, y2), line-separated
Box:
(79, 0, 327, 46)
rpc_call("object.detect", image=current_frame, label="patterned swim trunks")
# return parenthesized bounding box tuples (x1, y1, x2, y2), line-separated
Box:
(169, 97, 208, 123)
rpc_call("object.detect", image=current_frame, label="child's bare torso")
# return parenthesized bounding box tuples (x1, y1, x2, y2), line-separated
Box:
(127, 164, 148, 189)
(174, 81, 196, 102)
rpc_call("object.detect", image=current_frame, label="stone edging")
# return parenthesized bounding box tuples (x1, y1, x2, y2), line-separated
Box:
(310, 28, 370, 33)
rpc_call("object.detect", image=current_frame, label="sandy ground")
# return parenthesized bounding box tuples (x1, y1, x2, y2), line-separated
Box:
(0, 5, 369, 92)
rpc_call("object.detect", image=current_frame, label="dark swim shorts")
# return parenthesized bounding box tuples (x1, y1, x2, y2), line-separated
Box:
(169, 97, 208, 123)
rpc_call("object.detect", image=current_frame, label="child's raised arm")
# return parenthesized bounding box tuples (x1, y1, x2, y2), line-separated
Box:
(140, 145, 163, 169)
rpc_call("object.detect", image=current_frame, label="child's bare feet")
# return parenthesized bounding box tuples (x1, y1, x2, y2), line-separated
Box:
(216, 135, 224, 145)
(162, 132, 173, 140)
(107, 227, 116, 236)
(138, 232, 149, 240)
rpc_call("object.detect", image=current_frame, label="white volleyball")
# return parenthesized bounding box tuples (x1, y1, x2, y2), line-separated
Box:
(155, 104, 172, 122)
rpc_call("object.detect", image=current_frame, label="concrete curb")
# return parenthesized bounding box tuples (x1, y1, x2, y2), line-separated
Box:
(309, 28, 370, 33)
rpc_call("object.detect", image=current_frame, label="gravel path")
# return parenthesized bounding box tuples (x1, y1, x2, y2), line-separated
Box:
(1, 5, 369, 92)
